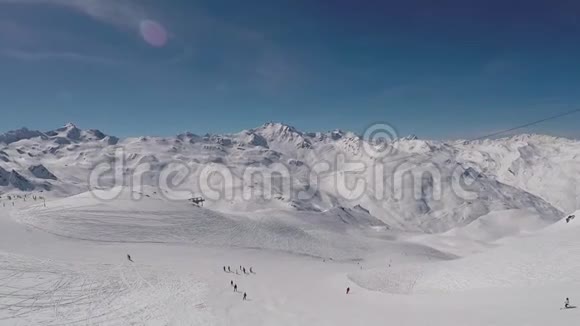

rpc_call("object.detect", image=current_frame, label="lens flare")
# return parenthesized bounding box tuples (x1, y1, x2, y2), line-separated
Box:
(139, 19, 168, 47)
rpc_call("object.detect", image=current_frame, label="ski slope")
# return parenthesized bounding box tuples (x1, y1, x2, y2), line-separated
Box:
(0, 252, 212, 325)
(349, 211, 580, 296)
(11, 187, 452, 261)
(0, 191, 578, 325)
(414, 211, 580, 292)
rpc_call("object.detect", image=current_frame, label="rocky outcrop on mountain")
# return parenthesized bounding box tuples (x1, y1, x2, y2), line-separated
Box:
(28, 164, 57, 180)
(0, 128, 47, 145)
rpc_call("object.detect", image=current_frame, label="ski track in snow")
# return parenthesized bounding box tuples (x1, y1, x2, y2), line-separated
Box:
(0, 253, 213, 325)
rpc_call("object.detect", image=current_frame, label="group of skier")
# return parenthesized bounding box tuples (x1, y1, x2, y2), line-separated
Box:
(223, 265, 254, 301)
(230, 280, 247, 301)
(223, 265, 254, 275)
(0, 193, 47, 208)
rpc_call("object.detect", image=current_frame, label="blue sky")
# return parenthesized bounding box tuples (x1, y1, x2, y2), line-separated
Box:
(0, 0, 579, 139)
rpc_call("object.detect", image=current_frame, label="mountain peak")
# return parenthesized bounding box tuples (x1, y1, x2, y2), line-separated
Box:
(42, 123, 113, 143)
(49, 123, 81, 140)
(329, 129, 345, 140)
(64, 122, 78, 129)
(258, 122, 300, 134)
(400, 134, 419, 141)
(251, 122, 312, 149)
(0, 127, 47, 145)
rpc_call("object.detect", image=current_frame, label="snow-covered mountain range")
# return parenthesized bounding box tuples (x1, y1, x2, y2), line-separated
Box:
(0, 122, 577, 233)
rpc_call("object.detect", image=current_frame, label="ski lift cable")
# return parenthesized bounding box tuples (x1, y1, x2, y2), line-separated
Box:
(469, 107, 580, 141)
(377, 107, 580, 166)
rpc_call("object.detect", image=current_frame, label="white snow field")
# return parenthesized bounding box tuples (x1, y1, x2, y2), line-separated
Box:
(0, 193, 579, 325)
(0, 252, 211, 325)
(0, 123, 579, 325)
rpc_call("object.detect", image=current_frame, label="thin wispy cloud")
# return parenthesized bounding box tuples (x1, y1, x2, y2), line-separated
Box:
(0, 17, 128, 65)
(0, 0, 149, 31)
(0, 0, 170, 64)
(0, 0, 296, 87)
(0, 48, 120, 64)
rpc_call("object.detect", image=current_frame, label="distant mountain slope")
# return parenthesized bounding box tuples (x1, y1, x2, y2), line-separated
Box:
(0, 122, 574, 232)
(349, 210, 580, 294)
(455, 135, 579, 213)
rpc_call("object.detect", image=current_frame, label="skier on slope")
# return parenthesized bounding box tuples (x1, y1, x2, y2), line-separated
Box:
(223, 266, 226, 272)
(127, 254, 133, 262)
(228, 266, 231, 272)
(231, 280, 234, 287)
(565, 297, 570, 309)
(243, 292, 247, 301)
(346, 287, 350, 295)
(243, 267, 246, 274)
(234, 284, 238, 292)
